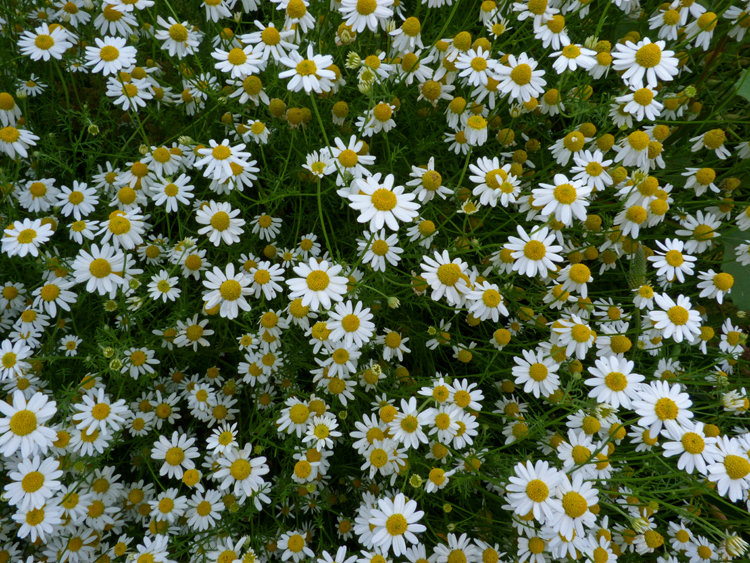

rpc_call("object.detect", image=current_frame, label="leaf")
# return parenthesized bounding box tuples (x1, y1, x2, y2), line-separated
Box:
(721, 228, 750, 310)
(735, 69, 750, 102)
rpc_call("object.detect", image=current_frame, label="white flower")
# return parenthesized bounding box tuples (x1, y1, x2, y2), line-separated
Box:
(279, 44, 336, 94)
(202, 264, 252, 320)
(649, 293, 702, 343)
(505, 225, 564, 278)
(367, 492, 425, 556)
(349, 173, 420, 232)
(287, 259, 349, 311)
(85, 36, 137, 75)
(512, 349, 561, 399)
(1, 218, 53, 258)
(584, 355, 644, 408)
(611, 37, 679, 89)
(632, 380, 694, 438)
(0, 390, 57, 458)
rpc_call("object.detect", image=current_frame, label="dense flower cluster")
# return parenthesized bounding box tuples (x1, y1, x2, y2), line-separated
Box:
(1, 0, 750, 562)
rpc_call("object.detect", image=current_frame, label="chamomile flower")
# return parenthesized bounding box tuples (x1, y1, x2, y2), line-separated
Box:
(0, 390, 57, 458)
(18, 23, 73, 61)
(4, 454, 63, 511)
(611, 37, 679, 89)
(195, 200, 246, 246)
(495, 53, 547, 103)
(151, 174, 195, 212)
(287, 258, 348, 311)
(0, 125, 39, 159)
(339, 0, 394, 32)
(706, 436, 750, 502)
(155, 16, 201, 58)
(2, 219, 53, 258)
(349, 173, 420, 232)
(512, 349, 561, 399)
(203, 264, 252, 320)
(85, 36, 137, 76)
(533, 174, 592, 226)
(151, 431, 200, 479)
(367, 492, 425, 556)
(420, 250, 470, 306)
(649, 293, 702, 343)
(506, 225, 564, 278)
(585, 355, 644, 409)
(633, 380, 694, 438)
(279, 45, 336, 94)
(406, 157, 452, 202)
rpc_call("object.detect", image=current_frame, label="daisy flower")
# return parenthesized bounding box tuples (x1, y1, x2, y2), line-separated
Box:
(214, 444, 269, 499)
(150, 174, 195, 212)
(367, 492, 425, 556)
(611, 37, 679, 89)
(495, 53, 547, 103)
(18, 23, 73, 61)
(55, 181, 99, 220)
(202, 264, 252, 320)
(1, 218, 53, 258)
(532, 174, 592, 226)
(632, 380, 694, 438)
(584, 355, 644, 409)
(432, 533, 482, 563)
(649, 293, 702, 343)
(706, 436, 750, 502)
(349, 173, 420, 232)
(85, 36, 137, 75)
(279, 44, 336, 94)
(505, 225, 564, 278)
(0, 125, 40, 159)
(287, 258, 349, 311)
(195, 200, 246, 246)
(512, 349, 561, 399)
(466, 281, 509, 321)
(326, 300, 375, 348)
(0, 390, 57, 458)
(420, 250, 471, 306)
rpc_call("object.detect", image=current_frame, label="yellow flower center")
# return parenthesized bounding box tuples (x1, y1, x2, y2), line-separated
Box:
(554, 183, 577, 204)
(667, 305, 689, 325)
(99, 46, 120, 62)
(523, 240, 546, 260)
(634, 43, 662, 68)
(529, 363, 548, 381)
(34, 34, 55, 50)
(296, 59, 317, 76)
(724, 455, 750, 479)
(219, 280, 242, 301)
(654, 397, 679, 420)
(230, 459, 251, 480)
(510, 64, 532, 85)
(436, 263, 461, 286)
(562, 491, 588, 518)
